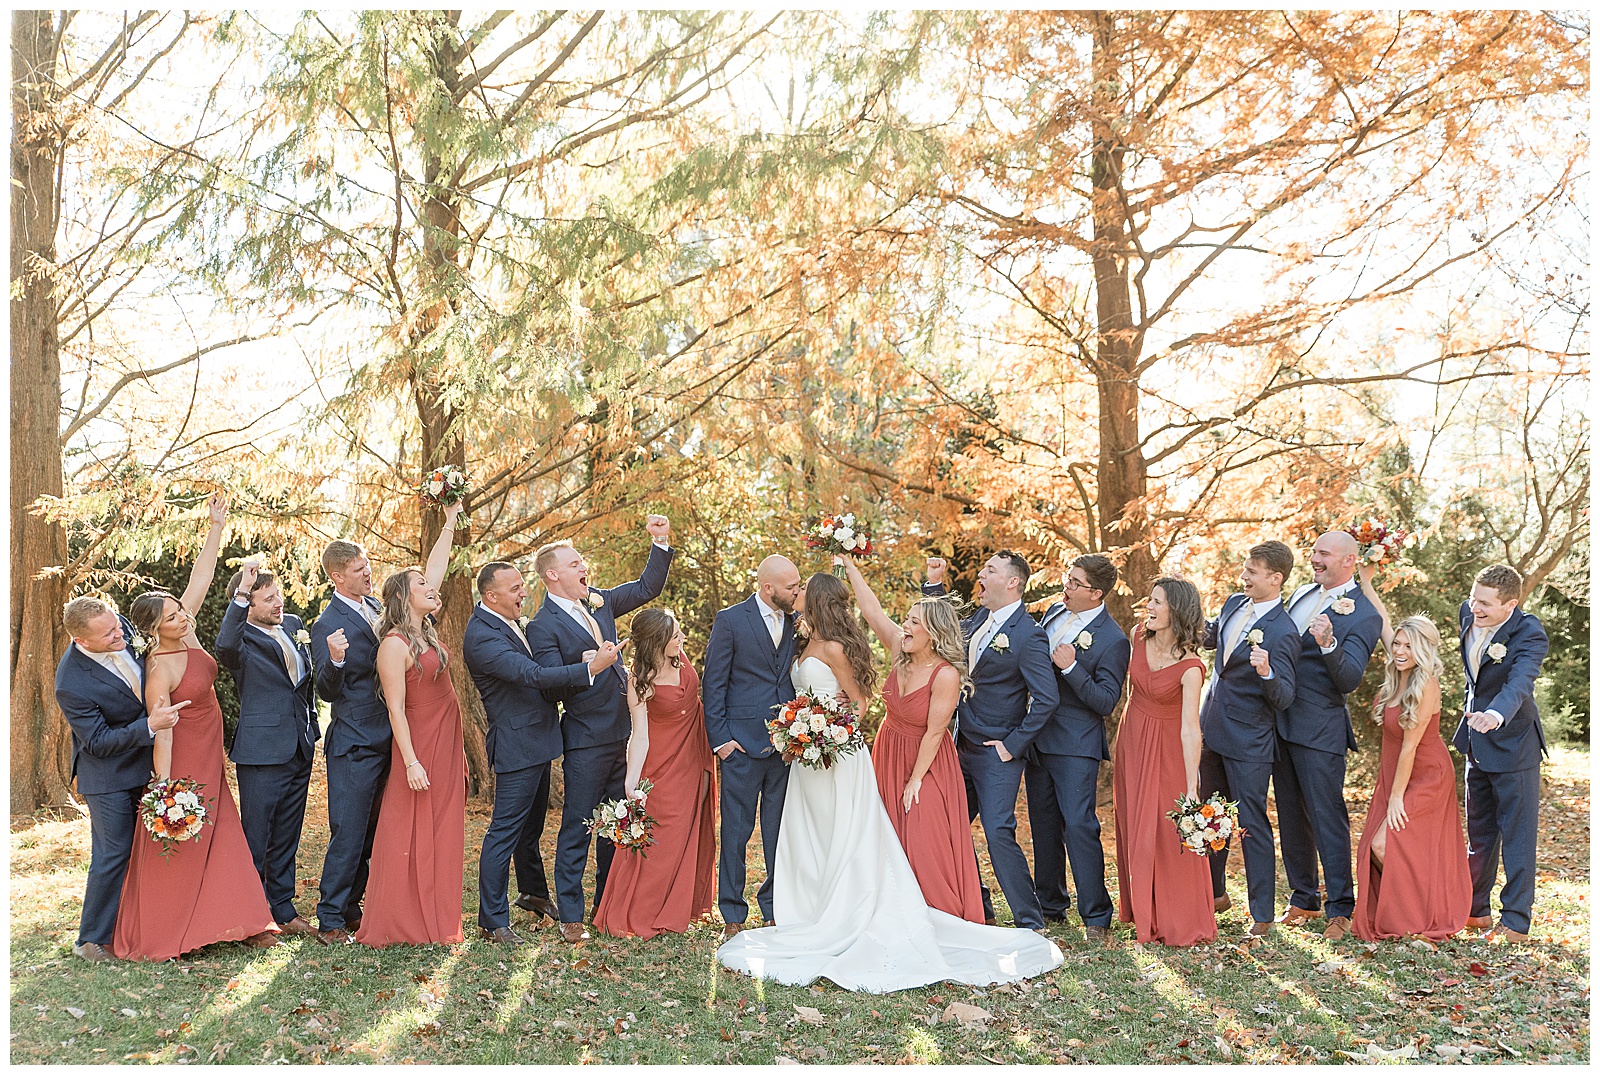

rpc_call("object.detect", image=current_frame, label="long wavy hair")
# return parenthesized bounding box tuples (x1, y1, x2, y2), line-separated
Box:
(378, 569, 448, 676)
(1374, 615, 1443, 730)
(630, 608, 681, 703)
(1150, 576, 1205, 660)
(898, 596, 974, 699)
(801, 572, 879, 698)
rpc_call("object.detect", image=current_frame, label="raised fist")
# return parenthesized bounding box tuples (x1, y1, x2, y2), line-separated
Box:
(1249, 643, 1272, 679)
(1308, 614, 1334, 648)
(326, 628, 349, 664)
(925, 558, 948, 586)
(645, 514, 671, 543)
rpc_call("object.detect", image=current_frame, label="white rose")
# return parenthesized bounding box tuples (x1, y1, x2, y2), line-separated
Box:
(613, 801, 630, 821)
(166, 806, 185, 822)
(803, 745, 821, 761)
(429, 479, 445, 496)
(836, 527, 855, 543)
(842, 513, 855, 526)
(1365, 546, 1386, 562)
(628, 822, 644, 838)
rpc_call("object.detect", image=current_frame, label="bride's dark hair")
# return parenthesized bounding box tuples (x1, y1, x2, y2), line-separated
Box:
(801, 573, 879, 698)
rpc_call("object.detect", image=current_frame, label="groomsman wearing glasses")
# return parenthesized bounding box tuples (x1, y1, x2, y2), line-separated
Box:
(215, 562, 322, 937)
(311, 539, 385, 944)
(1025, 554, 1128, 944)
(527, 516, 674, 944)
(1199, 541, 1301, 938)
(1453, 564, 1549, 943)
(1272, 532, 1382, 942)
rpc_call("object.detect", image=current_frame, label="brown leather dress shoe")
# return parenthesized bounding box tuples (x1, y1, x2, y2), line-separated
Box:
(514, 895, 561, 920)
(1214, 895, 1233, 914)
(1484, 924, 1529, 943)
(480, 926, 524, 945)
(1322, 916, 1352, 941)
(243, 930, 280, 948)
(277, 916, 317, 937)
(1084, 925, 1114, 946)
(344, 915, 362, 934)
(722, 922, 743, 940)
(316, 928, 352, 946)
(558, 921, 590, 944)
(72, 941, 112, 963)
(1464, 915, 1494, 929)
(1278, 906, 1325, 927)
(1247, 921, 1272, 938)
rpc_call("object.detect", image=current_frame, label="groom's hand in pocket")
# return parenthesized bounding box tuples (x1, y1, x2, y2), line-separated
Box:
(982, 739, 1013, 763)
(715, 740, 745, 761)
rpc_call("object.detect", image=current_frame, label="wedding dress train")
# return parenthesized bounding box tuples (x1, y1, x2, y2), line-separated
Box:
(715, 657, 1063, 992)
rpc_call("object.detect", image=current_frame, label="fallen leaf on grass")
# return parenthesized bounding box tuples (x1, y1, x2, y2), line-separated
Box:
(1410, 938, 1438, 953)
(63, 1007, 85, 1019)
(793, 1005, 826, 1025)
(942, 1002, 993, 1029)
(1214, 1036, 1233, 1059)
(773, 1057, 799, 1065)
(118, 1009, 137, 1018)
(1467, 962, 1489, 977)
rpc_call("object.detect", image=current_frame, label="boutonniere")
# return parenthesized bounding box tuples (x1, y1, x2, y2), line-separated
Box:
(586, 591, 604, 611)
(1245, 628, 1264, 646)
(517, 615, 530, 629)
(1075, 630, 1094, 650)
(1486, 642, 1507, 663)
(128, 634, 147, 654)
(1330, 597, 1356, 616)
(990, 633, 1011, 652)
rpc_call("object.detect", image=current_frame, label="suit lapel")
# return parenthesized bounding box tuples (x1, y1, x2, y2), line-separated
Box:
(972, 605, 1024, 672)
(542, 598, 596, 650)
(73, 646, 140, 700)
(1220, 595, 1253, 668)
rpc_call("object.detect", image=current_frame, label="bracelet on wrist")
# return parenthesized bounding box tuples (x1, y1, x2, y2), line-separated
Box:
(406, 760, 423, 769)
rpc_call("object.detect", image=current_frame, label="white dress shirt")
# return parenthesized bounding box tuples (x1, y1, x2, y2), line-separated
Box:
(1465, 620, 1511, 726)
(78, 643, 151, 737)
(1288, 577, 1356, 654)
(328, 590, 380, 668)
(478, 603, 531, 654)
(972, 599, 1022, 666)
(1222, 596, 1284, 677)
(1048, 604, 1105, 676)
(754, 592, 786, 647)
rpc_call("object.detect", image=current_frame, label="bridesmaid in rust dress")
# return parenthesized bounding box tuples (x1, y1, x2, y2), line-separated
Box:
(357, 505, 468, 948)
(1113, 577, 1216, 947)
(839, 557, 985, 923)
(595, 610, 717, 938)
(116, 493, 278, 961)
(1351, 572, 1470, 941)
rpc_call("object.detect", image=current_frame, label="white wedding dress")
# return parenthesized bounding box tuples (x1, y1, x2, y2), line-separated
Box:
(715, 657, 1063, 993)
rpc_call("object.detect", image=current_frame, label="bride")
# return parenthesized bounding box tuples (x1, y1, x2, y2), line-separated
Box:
(716, 572, 1062, 992)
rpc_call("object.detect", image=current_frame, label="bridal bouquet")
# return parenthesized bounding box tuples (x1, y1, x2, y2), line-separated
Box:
(769, 693, 865, 770)
(1347, 517, 1413, 567)
(805, 512, 874, 559)
(140, 775, 212, 859)
(1167, 792, 1243, 857)
(419, 465, 470, 509)
(583, 780, 657, 856)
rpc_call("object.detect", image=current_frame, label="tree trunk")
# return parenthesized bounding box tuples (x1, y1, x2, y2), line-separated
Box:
(10, 10, 73, 811)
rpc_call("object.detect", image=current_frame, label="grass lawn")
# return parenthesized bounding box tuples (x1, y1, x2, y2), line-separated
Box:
(9, 745, 1589, 1065)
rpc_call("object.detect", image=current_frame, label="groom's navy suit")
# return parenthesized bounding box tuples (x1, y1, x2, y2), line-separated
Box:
(55, 616, 152, 947)
(702, 594, 798, 925)
(311, 591, 390, 931)
(923, 583, 1058, 929)
(215, 599, 319, 925)
(527, 542, 673, 923)
(1452, 603, 1548, 934)
(463, 603, 593, 932)
(1199, 593, 1300, 924)
(1272, 581, 1382, 922)
(1024, 602, 1127, 929)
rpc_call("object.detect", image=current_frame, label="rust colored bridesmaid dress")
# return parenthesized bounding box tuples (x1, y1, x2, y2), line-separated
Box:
(356, 644, 466, 947)
(113, 647, 275, 961)
(871, 662, 985, 924)
(1113, 627, 1216, 946)
(1352, 704, 1471, 941)
(595, 663, 716, 939)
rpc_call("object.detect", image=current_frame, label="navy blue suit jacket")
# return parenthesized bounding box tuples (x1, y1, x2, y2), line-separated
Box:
(310, 593, 389, 758)
(1276, 583, 1383, 755)
(1199, 594, 1300, 763)
(55, 616, 153, 795)
(462, 604, 592, 773)
(701, 594, 799, 758)
(1451, 603, 1549, 772)
(1032, 603, 1128, 761)
(215, 600, 319, 766)
(527, 543, 674, 750)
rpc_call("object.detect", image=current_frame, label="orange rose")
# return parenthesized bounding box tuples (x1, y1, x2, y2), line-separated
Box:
(1210, 839, 1226, 851)
(1200, 804, 1215, 818)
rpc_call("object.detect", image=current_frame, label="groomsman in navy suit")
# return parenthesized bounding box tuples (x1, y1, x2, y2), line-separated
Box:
(702, 555, 803, 938)
(215, 562, 321, 936)
(1199, 540, 1301, 937)
(924, 551, 1058, 931)
(55, 597, 186, 961)
(527, 515, 674, 943)
(1453, 563, 1549, 943)
(310, 539, 387, 944)
(1273, 531, 1382, 941)
(465, 561, 620, 944)
(1025, 554, 1128, 943)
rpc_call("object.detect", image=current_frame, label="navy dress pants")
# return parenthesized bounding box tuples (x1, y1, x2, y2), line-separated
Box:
(78, 786, 143, 946)
(317, 743, 391, 930)
(717, 749, 789, 925)
(236, 749, 315, 924)
(1464, 760, 1540, 934)
(1200, 745, 1277, 924)
(553, 741, 628, 923)
(1025, 751, 1113, 927)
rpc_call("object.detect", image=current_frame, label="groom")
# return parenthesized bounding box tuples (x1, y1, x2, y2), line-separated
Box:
(703, 555, 803, 938)
(925, 552, 1058, 931)
(527, 515, 674, 943)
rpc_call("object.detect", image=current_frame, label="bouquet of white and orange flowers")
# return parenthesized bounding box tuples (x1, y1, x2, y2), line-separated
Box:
(805, 511, 874, 559)
(769, 693, 864, 770)
(1166, 792, 1243, 857)
(140, 775, 212, 859)
(583, 780, 657, 856)
(1347, 517, 1413, 567)
(419, 465, 470, 509)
